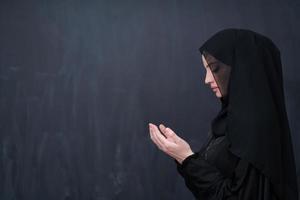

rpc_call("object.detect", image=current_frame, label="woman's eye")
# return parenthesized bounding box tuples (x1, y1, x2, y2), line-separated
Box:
(210, 65, 220, 72)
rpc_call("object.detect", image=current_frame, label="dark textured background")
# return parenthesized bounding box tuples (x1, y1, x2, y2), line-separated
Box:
(0, 0, 299, 199)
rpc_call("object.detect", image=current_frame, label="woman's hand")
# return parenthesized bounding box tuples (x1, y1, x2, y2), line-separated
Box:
(149, 123, 194, 164)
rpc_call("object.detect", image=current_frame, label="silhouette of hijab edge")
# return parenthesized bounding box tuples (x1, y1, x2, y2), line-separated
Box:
(199, 28, 298, 200)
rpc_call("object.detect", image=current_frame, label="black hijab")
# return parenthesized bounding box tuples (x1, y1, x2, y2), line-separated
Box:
(199, 28, 298, 200)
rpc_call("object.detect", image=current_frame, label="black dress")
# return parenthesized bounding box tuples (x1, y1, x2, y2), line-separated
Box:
(197, 29, 299, 199)
(174, 130, 278, 200)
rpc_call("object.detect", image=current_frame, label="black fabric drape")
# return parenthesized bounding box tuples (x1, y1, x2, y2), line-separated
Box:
(175, 28, 298, 200)
(175, 131, 278, 200)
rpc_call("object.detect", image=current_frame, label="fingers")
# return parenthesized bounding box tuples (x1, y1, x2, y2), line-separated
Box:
(149, 123, 175, 151)
(152, 124, 175, 148)
(158, 123, 181, 144)
(159, 124, 167, 136)
(166, 127, 176, 136)
(149, 123, 165, 150)
(164, 126, 180, 144)
(159, 124, 174, 138)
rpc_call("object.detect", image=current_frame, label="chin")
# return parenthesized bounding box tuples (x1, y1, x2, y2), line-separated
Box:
(216, 92, 222, 98)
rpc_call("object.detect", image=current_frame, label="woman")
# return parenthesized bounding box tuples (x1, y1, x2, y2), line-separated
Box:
(148, 28, 299, 199)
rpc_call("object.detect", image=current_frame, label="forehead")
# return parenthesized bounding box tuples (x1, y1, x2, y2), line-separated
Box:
(202, 53, 219, 67)
(201, 55, 208, 66)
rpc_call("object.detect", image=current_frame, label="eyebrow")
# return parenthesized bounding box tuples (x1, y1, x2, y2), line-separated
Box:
(205, 61, 218, 68)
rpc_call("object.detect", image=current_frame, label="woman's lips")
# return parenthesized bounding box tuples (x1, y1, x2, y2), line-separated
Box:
(212, 87, 218, 92)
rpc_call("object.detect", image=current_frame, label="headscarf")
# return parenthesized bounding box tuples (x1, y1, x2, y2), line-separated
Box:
(199, 28, 298, 200)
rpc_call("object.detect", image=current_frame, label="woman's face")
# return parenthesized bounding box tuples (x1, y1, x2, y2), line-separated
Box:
(201, 54, 222, 98)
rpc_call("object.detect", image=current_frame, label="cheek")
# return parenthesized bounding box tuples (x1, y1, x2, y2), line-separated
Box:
(213, 79, 218, 85)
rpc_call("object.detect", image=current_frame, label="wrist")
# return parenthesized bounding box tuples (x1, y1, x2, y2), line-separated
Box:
(177, 150, 195, 164)
(185, 150, 195, 160)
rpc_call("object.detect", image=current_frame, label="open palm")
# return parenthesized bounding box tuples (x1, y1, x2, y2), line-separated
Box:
(148, 123, 194, 164)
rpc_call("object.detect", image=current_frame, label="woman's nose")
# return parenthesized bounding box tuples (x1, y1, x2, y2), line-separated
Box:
(205, 70, 213, 84)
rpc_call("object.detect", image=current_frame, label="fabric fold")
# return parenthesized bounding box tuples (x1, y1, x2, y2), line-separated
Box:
(174, 149, 278, 200)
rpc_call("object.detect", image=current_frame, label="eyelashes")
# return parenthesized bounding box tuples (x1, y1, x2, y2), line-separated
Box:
(210, 64, 220, 73)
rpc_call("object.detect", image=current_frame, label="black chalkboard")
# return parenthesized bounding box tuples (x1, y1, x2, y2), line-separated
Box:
(0, 0, 299, 199)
